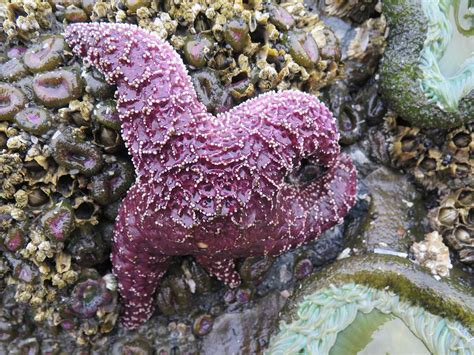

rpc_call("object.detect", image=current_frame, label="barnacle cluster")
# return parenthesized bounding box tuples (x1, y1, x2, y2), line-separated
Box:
(83, 0, 343, 111)
(1, 0, 55, 41)
(0, 286, 36, 351)
(0, 0, 137, 343)
(429, 188, 474, 265)
(317, 0, 380, 23)
(388, 115, 473, 192)
(387, 115, 473, 266)
(410, 231, 452, 277)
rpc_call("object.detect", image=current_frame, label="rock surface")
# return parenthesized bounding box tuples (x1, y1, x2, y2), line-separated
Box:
(350, 166, 427, 253)
(201, 291, 286, 354)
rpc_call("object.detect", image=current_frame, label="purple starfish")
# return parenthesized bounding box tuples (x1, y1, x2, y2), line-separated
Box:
(65, 23, 357, 328)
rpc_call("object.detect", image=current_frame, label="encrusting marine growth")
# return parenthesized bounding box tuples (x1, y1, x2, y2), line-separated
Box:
(64, 22, 357, 328)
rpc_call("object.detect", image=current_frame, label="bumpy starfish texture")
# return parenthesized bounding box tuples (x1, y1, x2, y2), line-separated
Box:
(64, 22, 357, 328)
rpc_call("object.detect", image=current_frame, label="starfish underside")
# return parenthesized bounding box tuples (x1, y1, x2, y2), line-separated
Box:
(64, 22, 357, 328)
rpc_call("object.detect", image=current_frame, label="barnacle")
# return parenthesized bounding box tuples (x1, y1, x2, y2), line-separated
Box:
(283, 30, 320, 69)
(92, 125, 123, 152)
(388, 115, 473, 191)
(430, 188, 474, 265)
(322, 0, 379, 23)
(3, 0, 54, 40)
(355, 81, 387, 126)
(27, 187, 50, 207)
(410, 231, 452, 277)
(0, 152, 25, 200)
(64, 5, 88, 23)
(125, 0, 152, 14)
(345, 15, 387, 85)
(0, 286, 35, 344)
(0, 256, 11, 290)
(446, 125, 472, 163)
(268, 4, 295, 31)
(72, 195, 100, 225)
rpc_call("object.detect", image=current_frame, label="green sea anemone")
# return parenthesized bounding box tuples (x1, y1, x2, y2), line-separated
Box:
(267, 283, 472, 354)
(420, 0, 474, 112)
(380, 0, 474, 128)
(266, 255, 474, 355)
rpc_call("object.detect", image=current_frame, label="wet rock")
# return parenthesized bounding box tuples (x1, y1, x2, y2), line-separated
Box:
(343, 145, 378, 177)
(349, 167, 427, 254)
(200, 291, 286, 354)
(255, 224, 345, 294)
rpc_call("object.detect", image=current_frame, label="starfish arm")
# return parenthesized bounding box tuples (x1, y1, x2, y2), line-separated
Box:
(112, 185, 171, 328)
(194, 254, 241, 288)
(64, 23, 197, 103)
(64, 23, 206, 153)
(112, 250, 170, 328)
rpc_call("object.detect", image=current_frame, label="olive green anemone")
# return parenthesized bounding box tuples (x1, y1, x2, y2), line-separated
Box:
(267, 283, 472, 354)
(266, 255, 474, 355)
(380, 0, 474, 128)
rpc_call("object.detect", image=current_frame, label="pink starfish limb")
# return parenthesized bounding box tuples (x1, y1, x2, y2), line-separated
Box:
(65, 22, 357, 328)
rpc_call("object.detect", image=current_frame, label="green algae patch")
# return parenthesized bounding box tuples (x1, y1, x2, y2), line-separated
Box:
(380, 0, 474, 128)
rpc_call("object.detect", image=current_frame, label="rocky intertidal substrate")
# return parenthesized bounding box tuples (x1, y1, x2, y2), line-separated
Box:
(0, 0, 472, 352)
(0, 2, 132, 344)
